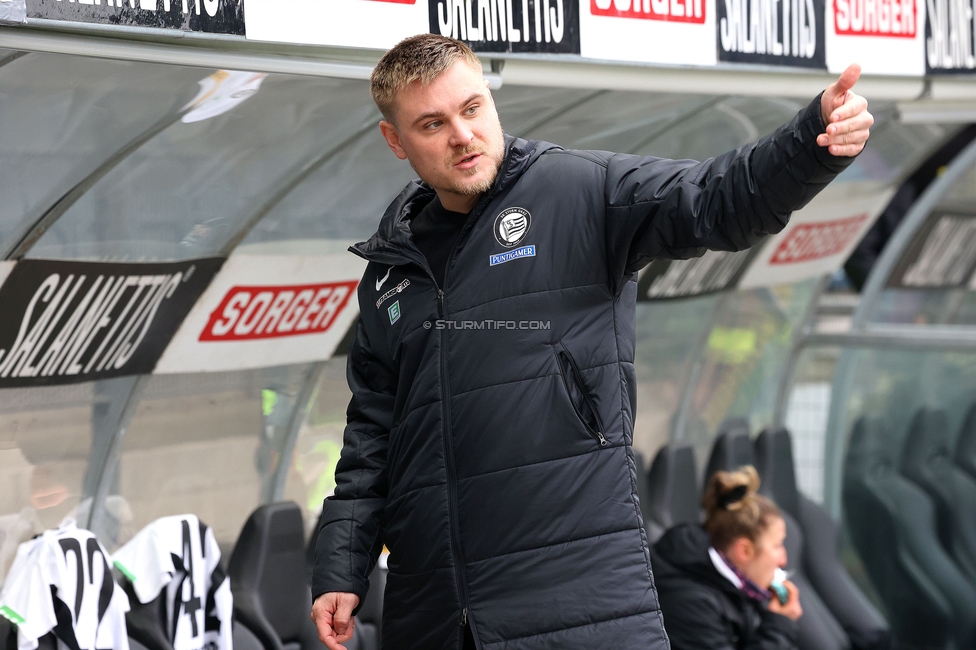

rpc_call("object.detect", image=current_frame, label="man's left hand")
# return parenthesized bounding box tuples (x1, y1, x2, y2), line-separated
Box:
(817, 63, 873, 157)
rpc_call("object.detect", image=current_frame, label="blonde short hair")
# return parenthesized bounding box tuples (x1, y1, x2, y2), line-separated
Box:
(370, 34, 482, 124)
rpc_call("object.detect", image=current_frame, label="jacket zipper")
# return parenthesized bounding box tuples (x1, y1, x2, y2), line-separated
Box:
(358, 250, 474, 640)
(556, 346, 608, 447)
(438, 189, 500, 649)
(357, 174, 508, 648)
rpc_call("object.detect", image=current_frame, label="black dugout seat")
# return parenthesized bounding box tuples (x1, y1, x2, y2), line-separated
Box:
(644, 443, 699, 542)
(229, 502, 376, 650)
(703, 418, 754, 484)
(956, 402, 976, 481)
(901, 408, 976, 584)
(844, 417, 976, 649)
(755, 427, 890, 649)
(707, 426, 851, 650)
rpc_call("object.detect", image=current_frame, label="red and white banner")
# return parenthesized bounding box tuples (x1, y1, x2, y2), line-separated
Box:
(825, 0, 924, 74)
(738, 183, 895, 288)
(154, 252, 366, 374)
(580, 0, 717, 65)
(244, 0, 429, 49)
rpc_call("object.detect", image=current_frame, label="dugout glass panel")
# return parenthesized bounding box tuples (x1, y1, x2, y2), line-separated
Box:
(26, 74, 376, 262)
(0, 53, 206, 257)
(0, 383, 100, 584)
(108, 364, 314, 555)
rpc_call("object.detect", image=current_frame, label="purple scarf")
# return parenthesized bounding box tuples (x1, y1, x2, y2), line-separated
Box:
(714, 549, 773, 602)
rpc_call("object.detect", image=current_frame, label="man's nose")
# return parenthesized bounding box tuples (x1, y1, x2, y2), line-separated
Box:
(448, 119, 474, 147)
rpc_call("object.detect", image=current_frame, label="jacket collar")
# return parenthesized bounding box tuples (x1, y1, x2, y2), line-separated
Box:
(654, 523, 747, 598)
(350, 135, 552, 264)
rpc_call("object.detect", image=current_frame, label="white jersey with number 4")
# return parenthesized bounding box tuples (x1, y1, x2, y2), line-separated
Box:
(0, 519, 131, 650)
(112, 515, 232, 650)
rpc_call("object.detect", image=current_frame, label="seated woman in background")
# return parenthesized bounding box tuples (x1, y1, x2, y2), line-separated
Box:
(650, 466, 802, 649)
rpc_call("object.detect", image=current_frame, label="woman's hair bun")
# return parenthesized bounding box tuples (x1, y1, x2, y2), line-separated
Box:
(702, 465, 761, 515)
(702, 465, 779, 551)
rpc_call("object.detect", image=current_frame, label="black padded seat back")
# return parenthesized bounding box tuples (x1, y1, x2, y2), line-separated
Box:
(235, 621, 267, 650)
(957, 402, 976, 480)
(796, 497, 890, 647)
(230, 502, 309, 649)
(754, 427, 889, 644)
(704, 420, 755, 488)
(754, 427, 800, 519)
(844, 417, 976, 649)
(780, 512, 850, 650)
(901, 408, 976, 582)
(645, 444, 699, 541)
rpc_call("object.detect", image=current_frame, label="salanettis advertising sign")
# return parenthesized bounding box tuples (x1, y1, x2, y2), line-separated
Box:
(0, 258, 222, 387)
(24, 0, 245, 34)
(430, 0, 581, 53)
(925, 0, 976, 72)
(716, 0, 826, 68)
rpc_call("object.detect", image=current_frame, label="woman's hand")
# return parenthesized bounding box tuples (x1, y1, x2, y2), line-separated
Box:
(768, 580, 803, 621)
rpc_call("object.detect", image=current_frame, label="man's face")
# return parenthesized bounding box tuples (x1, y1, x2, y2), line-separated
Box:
(379, 60, 505, 210)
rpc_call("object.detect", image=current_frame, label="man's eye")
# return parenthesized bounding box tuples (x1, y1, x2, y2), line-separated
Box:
(426, 121, 441, 130)
(465, 106, 478, 115)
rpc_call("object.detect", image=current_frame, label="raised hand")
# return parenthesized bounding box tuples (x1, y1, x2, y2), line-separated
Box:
(817, 63, 873, 157)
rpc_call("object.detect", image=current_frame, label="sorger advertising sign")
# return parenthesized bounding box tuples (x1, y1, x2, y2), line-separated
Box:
(738, 184, 893, 288)
(716, 0, 826, 68)
(0, 258, 222, 387)
(244, 0, 429, 50)
(155, 252, 366, 374)
(825, 0, 924, 74)
(198, 280, 358, 342)
(580, 0, 717, 65)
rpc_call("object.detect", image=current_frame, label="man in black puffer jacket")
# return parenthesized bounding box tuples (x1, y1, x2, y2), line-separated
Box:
(310, 35, 872, 650)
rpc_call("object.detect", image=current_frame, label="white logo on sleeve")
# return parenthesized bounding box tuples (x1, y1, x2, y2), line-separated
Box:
(494, 208, 532, 247)
(375, 266, 393, 291)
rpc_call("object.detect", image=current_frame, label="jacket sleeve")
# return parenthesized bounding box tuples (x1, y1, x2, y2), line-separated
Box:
(749, 610, 800, 650)
(311, 315, 395, 604)
(658, 587, 743, 650)
(603, 94, 854, 289)
(658, 586, 798, 650)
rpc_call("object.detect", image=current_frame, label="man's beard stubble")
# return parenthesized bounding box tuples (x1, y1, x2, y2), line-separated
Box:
(410, 117, 506, 198)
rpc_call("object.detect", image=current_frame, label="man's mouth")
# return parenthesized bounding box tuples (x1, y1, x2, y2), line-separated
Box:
(454, 152, 483, 170)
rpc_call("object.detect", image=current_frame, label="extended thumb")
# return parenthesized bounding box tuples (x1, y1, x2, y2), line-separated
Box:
(833, 63, 861, 95)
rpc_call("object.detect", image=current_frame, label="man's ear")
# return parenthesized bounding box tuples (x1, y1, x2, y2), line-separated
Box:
(379, 120, 408, 160)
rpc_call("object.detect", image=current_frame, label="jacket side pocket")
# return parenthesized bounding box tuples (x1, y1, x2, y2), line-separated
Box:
(554, 343, 608, 447)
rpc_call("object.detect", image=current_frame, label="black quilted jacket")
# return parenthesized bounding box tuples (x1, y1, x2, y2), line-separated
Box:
(312, 95, 851, 650)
